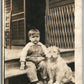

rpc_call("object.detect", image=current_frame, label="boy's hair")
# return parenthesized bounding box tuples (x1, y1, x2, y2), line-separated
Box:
(28, 29, 40, 37)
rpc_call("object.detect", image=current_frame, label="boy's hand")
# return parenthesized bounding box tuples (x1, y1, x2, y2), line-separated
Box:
(20, 66, 25, 70)
(20, 62, 25, 70)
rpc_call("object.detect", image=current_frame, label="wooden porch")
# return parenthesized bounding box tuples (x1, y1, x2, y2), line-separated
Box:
(5, 47, 75, 84)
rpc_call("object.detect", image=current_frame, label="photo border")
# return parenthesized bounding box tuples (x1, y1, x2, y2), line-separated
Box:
(0, 0, 83, 84)
(83, 0, 84, 83)
(0, 0, 2, 84)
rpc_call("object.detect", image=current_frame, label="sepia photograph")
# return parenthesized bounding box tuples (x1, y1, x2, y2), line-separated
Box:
(2, 0, 82, 84)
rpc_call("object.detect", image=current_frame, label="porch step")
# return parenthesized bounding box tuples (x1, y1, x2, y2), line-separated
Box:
(5, 61, 75, 79)
(5, 48, 74, 79)
(5, 61, 26, 79)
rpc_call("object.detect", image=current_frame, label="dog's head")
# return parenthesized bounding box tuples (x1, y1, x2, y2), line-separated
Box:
(46, 46, 60, 61)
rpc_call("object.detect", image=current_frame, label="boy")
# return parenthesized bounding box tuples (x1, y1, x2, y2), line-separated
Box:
(20, 29, 48, 84)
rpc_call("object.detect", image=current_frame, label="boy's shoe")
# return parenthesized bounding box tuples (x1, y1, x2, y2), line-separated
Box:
(36, 81, 43, 84)
(31, 81, 41, 84)
(64, 81, 75, 84)
(43, 80, 47, 84)
(36, 82, 40, 84)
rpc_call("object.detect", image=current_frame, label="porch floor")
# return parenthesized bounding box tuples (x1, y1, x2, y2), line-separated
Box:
(5, 46, 74, 62)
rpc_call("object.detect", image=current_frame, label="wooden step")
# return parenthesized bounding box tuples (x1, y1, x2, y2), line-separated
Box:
(5, 48, 74, 79)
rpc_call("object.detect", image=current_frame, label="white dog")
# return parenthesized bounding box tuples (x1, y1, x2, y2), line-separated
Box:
(46, 46, 75, 84)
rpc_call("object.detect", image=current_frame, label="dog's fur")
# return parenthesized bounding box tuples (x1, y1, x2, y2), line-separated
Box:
(46, 46, 75, 84)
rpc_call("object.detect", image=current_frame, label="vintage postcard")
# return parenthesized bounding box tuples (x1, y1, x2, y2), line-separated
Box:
(2, 0, 82, 84)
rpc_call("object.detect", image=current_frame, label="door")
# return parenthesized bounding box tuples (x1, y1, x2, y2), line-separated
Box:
(26, 0, 46, 44)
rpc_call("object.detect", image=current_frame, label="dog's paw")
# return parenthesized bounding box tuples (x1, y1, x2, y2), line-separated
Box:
(48, 80, 53, 84)
(71, 77, 75, 83)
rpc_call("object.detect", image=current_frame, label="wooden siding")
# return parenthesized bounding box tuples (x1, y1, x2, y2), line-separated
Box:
(49, 0, 74, 8)
(4, 0, 12, 48)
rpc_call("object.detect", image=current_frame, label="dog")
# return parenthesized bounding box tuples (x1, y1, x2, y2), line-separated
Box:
(46, 46, 75, 84)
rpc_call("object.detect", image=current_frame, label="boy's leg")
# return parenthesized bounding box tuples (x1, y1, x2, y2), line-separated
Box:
(38, 61, 47, 80)
(26, 61, 39, 83)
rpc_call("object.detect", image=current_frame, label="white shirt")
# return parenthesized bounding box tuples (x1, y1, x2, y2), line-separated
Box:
(20, 42, 48, 62)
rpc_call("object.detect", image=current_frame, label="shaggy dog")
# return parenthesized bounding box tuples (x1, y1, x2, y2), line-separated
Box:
(46, 46, 75, 84)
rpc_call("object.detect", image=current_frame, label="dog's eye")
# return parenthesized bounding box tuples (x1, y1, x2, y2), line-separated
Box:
(49, 51, 51, 53)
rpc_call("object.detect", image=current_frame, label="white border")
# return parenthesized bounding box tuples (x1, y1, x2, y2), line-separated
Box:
(75, 0, 83, 84)
(2, 0, 83, 84)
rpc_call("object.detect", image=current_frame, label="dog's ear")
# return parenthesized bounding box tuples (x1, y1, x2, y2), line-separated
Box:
(55, 47, 60, 54)
(58, 49, 60, 54)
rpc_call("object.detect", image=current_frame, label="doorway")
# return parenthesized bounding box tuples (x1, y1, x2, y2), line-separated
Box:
(26, 0, 46, 44)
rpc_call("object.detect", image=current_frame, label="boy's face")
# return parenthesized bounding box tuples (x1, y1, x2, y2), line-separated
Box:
(29, 34, 40, 44)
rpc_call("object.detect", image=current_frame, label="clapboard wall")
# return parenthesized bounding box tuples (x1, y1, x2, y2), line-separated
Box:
(49, 0, 74, 8)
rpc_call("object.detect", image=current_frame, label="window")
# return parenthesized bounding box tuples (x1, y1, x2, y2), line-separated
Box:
(11, 0, 26, 45)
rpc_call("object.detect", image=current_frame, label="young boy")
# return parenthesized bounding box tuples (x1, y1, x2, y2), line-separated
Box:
(20, 29, 48, 84)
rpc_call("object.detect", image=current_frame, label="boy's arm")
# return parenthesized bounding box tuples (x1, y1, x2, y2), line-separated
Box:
(20, 42, 34, 70)
(20, 44, 28, 70)
(20, 61, 25, 70)
(20, 45, 28, 62)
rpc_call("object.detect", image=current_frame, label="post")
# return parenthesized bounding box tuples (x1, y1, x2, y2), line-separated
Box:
(45, 0, 49, 16)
